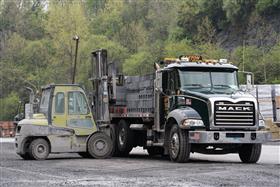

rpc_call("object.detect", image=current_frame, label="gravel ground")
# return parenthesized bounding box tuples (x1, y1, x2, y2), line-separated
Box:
(0, 141, 279, 187)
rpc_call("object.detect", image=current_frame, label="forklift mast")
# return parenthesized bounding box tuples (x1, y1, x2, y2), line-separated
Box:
(91, 49, 111, 128)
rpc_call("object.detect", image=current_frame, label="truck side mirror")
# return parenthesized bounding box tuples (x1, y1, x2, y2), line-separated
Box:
(246, 74, 253, 90)
(238, 71, 254, 91)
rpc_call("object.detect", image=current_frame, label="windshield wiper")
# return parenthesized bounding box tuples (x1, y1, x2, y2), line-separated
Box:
(213, 84, 232, 88)
(211, 85, 239, 94)
(184, 84, 205, 88)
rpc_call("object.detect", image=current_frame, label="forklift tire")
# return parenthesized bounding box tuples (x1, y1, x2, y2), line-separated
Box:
(117, 120, 134, 156)
(168, 124, 191, 163)
(147, 147, 164, 157)
(87, 132, 113, 159)
(239, 144, 262, 163)
(28, 138, 50, 160)
(78, 152, 92, 158)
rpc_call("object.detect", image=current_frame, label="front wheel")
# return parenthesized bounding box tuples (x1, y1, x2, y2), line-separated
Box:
(239, 144, 262, 163)
(168, 124, 191, 163)
(87, 132, 113, 159)
(28, 138, 50, 160)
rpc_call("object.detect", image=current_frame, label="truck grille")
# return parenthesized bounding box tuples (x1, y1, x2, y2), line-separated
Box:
(214, 101, 255, 126)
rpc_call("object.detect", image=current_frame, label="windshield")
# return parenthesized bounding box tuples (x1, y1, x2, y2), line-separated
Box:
(39, 89, 51, 114)
(179, 70, 238, 94)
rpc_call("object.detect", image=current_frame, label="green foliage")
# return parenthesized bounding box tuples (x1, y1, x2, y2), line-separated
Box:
(0, 0, 280, 119)
(123, 51, 152, 75)
(222, 0, 255, 24)
(194, 17, 216, 44)
(0, 92, 19, 120)
(256, 0, 280, 14)
(263, 43, 280, 83)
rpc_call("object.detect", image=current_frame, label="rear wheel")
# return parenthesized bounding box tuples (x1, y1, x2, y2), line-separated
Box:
(87, 132, 113, 159)
(239, 144, 262, 163)
(116, 120, 134, 156)
(168, 124, 191, 163)
(28, 138, 50, 160)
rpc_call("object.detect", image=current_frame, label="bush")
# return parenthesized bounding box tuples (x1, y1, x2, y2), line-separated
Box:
(0, 93, 20, 121)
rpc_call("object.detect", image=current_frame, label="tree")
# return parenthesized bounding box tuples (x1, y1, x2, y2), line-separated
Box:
(123, 51, 153, 75)
(0, 92, 19, 121)
(256, 0, 280, 15)
(222, 0, 255, 25)
(45, 1, 90, 83)
(195, 17, 216, 44)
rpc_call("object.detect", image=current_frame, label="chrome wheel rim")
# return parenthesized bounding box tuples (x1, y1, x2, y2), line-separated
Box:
(170, 132, 179, 157)
(37, 144, 46, 154)
(119, 128, 125, 147)
(93, 139, 108, 156)
(95, 140, 106, 151)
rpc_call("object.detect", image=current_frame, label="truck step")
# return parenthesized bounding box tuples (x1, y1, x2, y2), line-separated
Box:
(130, 124, 146, 130)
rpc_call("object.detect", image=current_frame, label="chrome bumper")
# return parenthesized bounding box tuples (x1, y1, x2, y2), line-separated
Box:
(189, 131, 271, 144)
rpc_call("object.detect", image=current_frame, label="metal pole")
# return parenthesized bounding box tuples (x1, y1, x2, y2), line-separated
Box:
(271, 85, 276, 122)
(72, 35, 79, 84)
(242, 40, 245, 72)
(256, 85, 260, 112)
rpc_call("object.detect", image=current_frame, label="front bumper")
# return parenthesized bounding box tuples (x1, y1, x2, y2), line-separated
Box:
(15, 135, 27, 154)
(189, 131, 271, 144)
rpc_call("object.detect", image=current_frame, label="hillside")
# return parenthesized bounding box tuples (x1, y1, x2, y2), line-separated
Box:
(217, 13, 280, 51)
(0, 0, 280, 120)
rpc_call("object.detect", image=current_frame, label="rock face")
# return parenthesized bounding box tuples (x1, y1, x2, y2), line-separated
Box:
(216, 13, 280, 51)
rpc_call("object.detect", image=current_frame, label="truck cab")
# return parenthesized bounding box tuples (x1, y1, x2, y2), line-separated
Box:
(15, 84, 113, 160)
(153, 57, 270, 162)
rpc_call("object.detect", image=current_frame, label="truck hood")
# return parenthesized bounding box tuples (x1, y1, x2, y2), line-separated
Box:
(182, 90, 256, 102)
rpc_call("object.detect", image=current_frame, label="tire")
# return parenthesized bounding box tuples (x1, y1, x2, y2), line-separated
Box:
(78, 152, 92, 158)
(147, 147, 164, 157)
(109, 124, 122, 156)
(239, 144, 262, 163)
(116, 120, 134, 156)
(87, 132, 113, 159)
(28, 138, 50, 160)
(168, 124, 191, 163)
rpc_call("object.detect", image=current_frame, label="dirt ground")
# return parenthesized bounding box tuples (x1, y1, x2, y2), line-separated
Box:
(0, 141, 279, 187)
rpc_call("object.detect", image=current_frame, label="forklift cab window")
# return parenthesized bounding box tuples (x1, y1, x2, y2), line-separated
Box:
(55, 92, 64, 114)
(68, 92, 89, 115)
(39, 88, 51, 115)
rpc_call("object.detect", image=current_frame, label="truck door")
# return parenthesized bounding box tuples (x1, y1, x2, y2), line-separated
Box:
(52, 91, 67, 128)
(51, 90, 74, 152)
(66, 91, 96, 135)
(52, 88, 96, 136)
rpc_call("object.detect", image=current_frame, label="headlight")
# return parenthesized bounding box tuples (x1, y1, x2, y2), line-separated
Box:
(181, 119, 204, 128)
(259, 120, 265, 129)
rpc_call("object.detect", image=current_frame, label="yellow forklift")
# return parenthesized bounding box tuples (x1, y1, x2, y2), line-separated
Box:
(15, 49, 113, 160)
